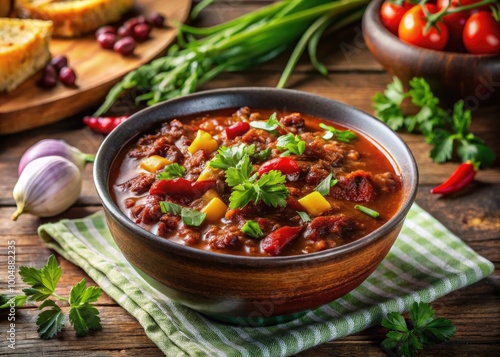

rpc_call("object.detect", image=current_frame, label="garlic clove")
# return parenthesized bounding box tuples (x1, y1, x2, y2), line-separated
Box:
(12, 156, 82, 220)
(18, 139, 94, 175)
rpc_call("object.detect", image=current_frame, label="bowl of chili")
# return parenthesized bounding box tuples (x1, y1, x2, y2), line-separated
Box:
(94, 87, 418, 325)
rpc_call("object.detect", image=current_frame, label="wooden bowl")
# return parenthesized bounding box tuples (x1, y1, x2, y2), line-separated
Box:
(362, 0, 500, 107)
(93, 88, 418, 325)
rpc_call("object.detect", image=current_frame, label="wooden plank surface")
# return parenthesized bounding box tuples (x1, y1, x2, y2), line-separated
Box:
(0, 0, 499, 356)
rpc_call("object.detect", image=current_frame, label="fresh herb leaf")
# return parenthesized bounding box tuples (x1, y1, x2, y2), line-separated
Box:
(225, 155, 254, 187)
(160, 201, 206, 226)
(381, 302, 455, 357)
(68, 279, 102, 337)
(157, 163, 186, 180)
(241, 220, 264, 238)
(373, 77, 495, 167)
(19, 255, 62, 302)
(181, 207, 206, 226)
(18, 255, 102, 340)
(210, 144, 256, 170)
(160, 201, 183, 215)
(314, 173, 337, 196)
(319, 123, 357, 142)
(36, 300, 66, 340)
(297, 211, 311, 223)
(254, 148, 272, 161)
(249, 112, 281, 132)
(0, 294, 27, 309)
(354, 204, 379, 218)
(276, 133, 306, 156)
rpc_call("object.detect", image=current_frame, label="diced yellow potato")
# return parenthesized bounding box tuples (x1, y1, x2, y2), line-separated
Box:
(188, 130, 218, 155)
(298, 191, 331, 216)
(140, 155, 171, 173)
(197, 163, 221, 181)
(200, 189, 218, 204)
(202, 196, 228, 223)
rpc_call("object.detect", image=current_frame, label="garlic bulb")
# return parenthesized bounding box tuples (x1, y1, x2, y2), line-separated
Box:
(18, 139, 94, 175)
(12, 156, 82, 220)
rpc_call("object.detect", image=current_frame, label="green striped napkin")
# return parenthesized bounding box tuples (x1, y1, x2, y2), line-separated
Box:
(38, 204, 493, 357)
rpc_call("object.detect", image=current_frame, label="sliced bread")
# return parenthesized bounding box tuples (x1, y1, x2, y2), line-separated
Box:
(0, 18, 53, 92)
(16, 0, 134, 38)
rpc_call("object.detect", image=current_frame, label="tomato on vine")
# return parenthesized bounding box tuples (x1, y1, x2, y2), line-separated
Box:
(380, 1, 414, 35)
(399, 4, 449, 50)
(463, 11, 500, 55)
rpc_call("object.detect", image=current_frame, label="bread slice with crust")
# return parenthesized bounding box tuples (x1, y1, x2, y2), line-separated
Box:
(16, 0, 134, 38)
(0, 18, 53, 92)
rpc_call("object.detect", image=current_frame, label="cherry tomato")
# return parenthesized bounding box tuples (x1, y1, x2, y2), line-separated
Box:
(463, 12, 500, 55)
(399, 4, 449, 51)
(380, 1, 413, 35)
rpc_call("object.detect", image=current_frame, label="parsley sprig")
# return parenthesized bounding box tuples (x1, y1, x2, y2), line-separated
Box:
(17, 255, 102, 339)
(249, 112, 282, 133)
(373, 77, 495, 167)
(157, 163, 185, 180)
(276, 133, 306, 156)
(210, 144, 256, 170)
(319, 123, 357, 142)
(382, 302, 456, 357)
(160, 201, 207, 226)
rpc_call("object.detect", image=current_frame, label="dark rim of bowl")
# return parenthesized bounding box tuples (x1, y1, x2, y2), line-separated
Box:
(364, 0, 500, 59)
(94, 87, 418, 267)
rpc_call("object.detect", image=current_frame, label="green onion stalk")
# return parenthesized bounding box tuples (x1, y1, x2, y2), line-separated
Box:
(94, 0, 369, 116)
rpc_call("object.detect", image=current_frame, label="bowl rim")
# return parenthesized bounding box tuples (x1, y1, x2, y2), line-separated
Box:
(364, 0, 500, 59)
(94, 87, 418, 267)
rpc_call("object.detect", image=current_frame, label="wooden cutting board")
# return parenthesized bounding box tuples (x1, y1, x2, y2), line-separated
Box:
(0, 0, 191, 135)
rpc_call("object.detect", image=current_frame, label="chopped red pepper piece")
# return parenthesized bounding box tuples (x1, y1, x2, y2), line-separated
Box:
(257, 157, 300, 180)
(261, 225, 303, 256)
(150, 178, 216, 199)
(430, 161, 479, 195)
(225, 122, 250, 140)
(83, 116, 129, 134)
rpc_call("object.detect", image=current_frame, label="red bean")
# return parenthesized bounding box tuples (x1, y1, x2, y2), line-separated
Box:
(38, 64, 58, 89)
(117, 25, 133, 38)
(50, 55, 68, 72)
(132, 23, 151, 41)
(148, 12, 165, 27)
(59, 66, 77, 86)
(95, 26, 116, 38)
(97, 33, 117, 49)
(113, 36, 136, 55)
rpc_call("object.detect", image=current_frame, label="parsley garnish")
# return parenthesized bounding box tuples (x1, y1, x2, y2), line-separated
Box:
(157, 163, 185, 180)
(225, 153, 288, 209)
(249, 112, 281, 132)
(18, 255, 102, 339)
(373, 77, 495, 167)
(297, 211, 311, 223)
(160, 201, 206, 227)
(319, 123, 357, 142)
(254, 148, 272, 161)
(314, 173, 338, 196)
(382, 302, 456, 357)
(210, 144, 256, 170)
(276, 133, 306, 156)
(241, 220, 264, 238)
(0, 294, 26, 309)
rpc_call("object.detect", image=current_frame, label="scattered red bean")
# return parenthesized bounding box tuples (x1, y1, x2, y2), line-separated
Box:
(59, 66, 77, 86)
(149, 12, 165, 27)
(117, 25, 133, 38)
(132, 23, 151, 41)
(50, 55, 68, 72)
(97, 33, 117, 49)
(95, 26, 116, 37)
(38, 64, 58, 89)
(113, 36, 136, 55)
(83, 115, 129, 134)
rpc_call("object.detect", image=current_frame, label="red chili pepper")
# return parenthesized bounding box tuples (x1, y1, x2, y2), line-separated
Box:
(430, 161, 479, 195)
(150, 178, 216, 199)
(261, 226, 303, 256)
(225, 122, 250, 140)
(257, 157, 300, 180)
(83, 116, 129, 134)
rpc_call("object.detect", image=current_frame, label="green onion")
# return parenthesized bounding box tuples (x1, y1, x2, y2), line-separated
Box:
(94, 0, 369, 116)
(355, 204, 380, 218)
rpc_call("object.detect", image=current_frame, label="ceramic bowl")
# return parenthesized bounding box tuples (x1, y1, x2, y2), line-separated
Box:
(362, 0, 500, 107)
(94, 88, 418, 325)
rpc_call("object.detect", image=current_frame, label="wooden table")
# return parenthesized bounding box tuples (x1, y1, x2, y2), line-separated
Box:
(1, 1, 499, 355)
